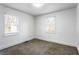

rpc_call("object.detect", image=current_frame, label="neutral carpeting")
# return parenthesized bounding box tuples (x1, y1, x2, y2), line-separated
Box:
(0, 39, 78, 55)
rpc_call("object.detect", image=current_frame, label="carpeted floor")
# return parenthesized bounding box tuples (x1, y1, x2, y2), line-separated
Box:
(0, 39, 78, 55)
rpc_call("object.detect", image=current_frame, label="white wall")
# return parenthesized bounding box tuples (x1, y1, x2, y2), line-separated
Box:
(35, 8, 77, 46)
(0, 5, 77, 50)
(0, 5, 34, 50)
(77, 4, 79, 51)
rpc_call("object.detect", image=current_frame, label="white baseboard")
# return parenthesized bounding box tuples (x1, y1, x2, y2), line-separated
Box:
(35, 37, 76, 47)
(0, 38, 33, 50)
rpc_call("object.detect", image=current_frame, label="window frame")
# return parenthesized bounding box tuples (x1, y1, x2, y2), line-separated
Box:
(47, 16, 56, 34)
(4, 13, 19, 36)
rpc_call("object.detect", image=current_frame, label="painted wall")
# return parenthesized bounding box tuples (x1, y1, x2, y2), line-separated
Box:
(0, 5, 77, 50)
(77, 4, 79, 51)
(35, 8, 77, 46)
(0, 5, 34, 50)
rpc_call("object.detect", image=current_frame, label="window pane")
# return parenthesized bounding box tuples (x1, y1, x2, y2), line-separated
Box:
(47, 17, 56, 33)
(5, 14, 18, 34)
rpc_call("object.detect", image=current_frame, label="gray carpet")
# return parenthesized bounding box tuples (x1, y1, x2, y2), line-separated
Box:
(0, 39, 78, 55)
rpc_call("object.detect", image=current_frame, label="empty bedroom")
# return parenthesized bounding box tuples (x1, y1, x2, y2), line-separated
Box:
(0, 3, 79, 55)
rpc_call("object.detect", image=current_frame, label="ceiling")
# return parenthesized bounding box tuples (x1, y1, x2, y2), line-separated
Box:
(1, 3, 77, 16)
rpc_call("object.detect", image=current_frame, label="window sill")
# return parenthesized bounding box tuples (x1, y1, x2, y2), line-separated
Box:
(4, 32, 19, 37)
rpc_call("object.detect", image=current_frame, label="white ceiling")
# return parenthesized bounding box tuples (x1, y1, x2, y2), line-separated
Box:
(1, 3, 77, 16)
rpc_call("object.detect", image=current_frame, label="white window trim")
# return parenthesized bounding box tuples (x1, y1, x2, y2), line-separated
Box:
(46, 16, 56, 34)
(4, 13, 19, 36)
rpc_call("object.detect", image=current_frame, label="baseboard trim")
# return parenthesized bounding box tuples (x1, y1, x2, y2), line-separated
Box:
(34, 37, 76, 48)
(0, 38, 33, 51)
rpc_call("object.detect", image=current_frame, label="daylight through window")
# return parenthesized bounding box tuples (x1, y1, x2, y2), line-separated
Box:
(5, 14, 18, 34)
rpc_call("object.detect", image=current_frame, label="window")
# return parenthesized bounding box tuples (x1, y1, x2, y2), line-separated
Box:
(47, 17, 56, 33)
(4, 14, 18, 35)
